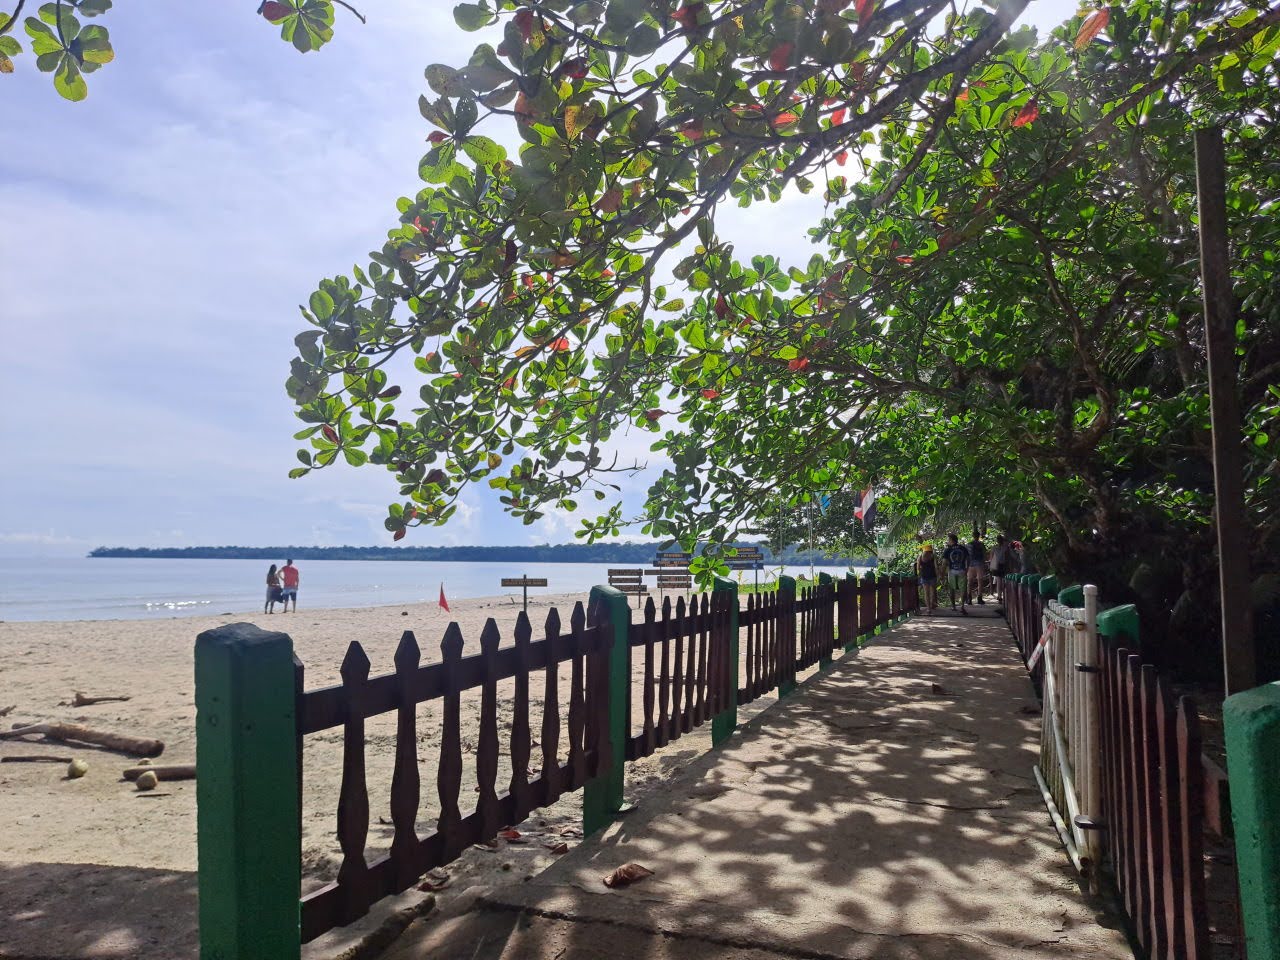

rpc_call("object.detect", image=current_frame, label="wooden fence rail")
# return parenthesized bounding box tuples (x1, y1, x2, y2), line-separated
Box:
(1004, 574, 1238, 960)
(296, 602, 608, 941)
(197, 572, 918, 956)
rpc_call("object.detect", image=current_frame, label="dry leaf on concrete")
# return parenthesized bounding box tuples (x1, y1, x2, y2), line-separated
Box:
(603, 863, 654, 889)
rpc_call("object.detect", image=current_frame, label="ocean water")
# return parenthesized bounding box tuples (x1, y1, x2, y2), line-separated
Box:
(0, 557, 861, 623)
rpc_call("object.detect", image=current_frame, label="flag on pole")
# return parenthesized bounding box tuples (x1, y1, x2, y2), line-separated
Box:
(854, 486, 878, 531)
(438, 582, 450, 613)
(818, 493, 832, 515)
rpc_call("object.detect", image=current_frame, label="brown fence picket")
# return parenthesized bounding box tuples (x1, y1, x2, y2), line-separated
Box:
(509, 613, 533, 822)
(539, 609, 562, 807)
(567, 602, 588, 789)
(475, 620, 502, 841)
(1176, 697, 1211, 959)
(336, 642, 372, 924)
(437, 625, 465, 862)
(641, 597, 657, 757)
(658, 597, 672, 747)
(389, 632, 421, 891)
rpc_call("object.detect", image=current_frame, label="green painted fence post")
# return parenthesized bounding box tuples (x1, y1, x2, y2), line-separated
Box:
(1096, 604, 1140, 649)
(817, 573, 834, 670)
(583, 584, 630, 836)
(1225, 682, 1280, 959)
(778, 575, 798, 697)
(711, 577, 740, 745)
(1037, 574, 1059, 599)
(195, 623, 301, 960)
(1058, 584, 1084, 607)
(843, 573, 859, 653)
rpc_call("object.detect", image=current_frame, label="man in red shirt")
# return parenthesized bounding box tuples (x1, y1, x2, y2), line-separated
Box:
(280, 559, 300, 612)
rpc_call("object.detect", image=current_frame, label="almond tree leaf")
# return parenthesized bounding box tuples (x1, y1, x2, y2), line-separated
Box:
(603, 863, 654, 888)
(1010, 99, 1039, 127)
(1073, 8, 1109, 50)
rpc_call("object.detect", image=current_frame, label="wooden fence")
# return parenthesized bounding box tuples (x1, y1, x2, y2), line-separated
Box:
(285, 572, 915, 943)
(1004, 574, 1239, 959)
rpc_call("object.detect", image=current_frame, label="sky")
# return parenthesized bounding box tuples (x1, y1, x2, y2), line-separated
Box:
(0, 0, 1079, 557)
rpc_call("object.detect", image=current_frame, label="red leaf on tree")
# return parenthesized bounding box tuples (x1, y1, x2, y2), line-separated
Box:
(771, 111, 800, 129)
(835, 150, 849, 166)
(895, 255, 914, 264)
(505, 238, 518, 266)
(514, 92, 533, 119)
(788, 358, 809, 372)
(322, 424, 339, 443)
(1011, 99, 1040, 127)
(1074, 8, 1109, 50)
(671, 3, 704, 29)
(681, 120, 704, 140)
(502, 376, 517, 389)
(562, 57, 590, 80)
(514, 9, 535, 40)
(597, 186, 624, 214)
(768, 42, 794, 72)
(855, 0, 875, 27)
(393, 528, 406, 541)
(550, 337, 571, 351)
(714, 295, 729, 319)
(830, 107, 847, 126)
(599, 268, 615, 278)
(522, 274, 535, 289)
(701, 389, 721, 400)
(643, 409, 665, 422)
(956, 80, 987, 102)
(427, 131, 448, 144)
(848, 62, 866, 81)
(260, 1, 290, 21)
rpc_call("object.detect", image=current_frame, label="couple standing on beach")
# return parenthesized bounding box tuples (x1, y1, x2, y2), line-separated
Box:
(265, 560, 300, 614)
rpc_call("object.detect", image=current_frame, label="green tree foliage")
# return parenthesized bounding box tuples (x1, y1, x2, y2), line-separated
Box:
(285, 0, 1280, 676)
(0, 0, 360, 99)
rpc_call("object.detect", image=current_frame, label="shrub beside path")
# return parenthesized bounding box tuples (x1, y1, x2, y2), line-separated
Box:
(381, 609, 1134, 959)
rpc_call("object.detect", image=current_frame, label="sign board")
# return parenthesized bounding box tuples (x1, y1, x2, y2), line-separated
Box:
(656, 551, 691, 559)
(616, 584, 649, 595)
(725, 561, 765, 571)
(500, 574, 549, 612)
(732, 547, 764, 559)
(608, 568, 643, 577)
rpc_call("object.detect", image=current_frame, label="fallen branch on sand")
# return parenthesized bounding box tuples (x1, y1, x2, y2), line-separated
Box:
(2, 722, 164, 757)
(1, 755, 74, 764)
(0, 705, 15, 719)
(122, 763, 195, 782)
(69, 691, 133, 707)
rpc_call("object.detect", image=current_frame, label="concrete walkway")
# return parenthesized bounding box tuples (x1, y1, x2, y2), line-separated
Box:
(384, 611, 1133, 960)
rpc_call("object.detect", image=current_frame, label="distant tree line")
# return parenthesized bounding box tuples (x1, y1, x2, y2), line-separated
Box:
(88, 543, 876, 565)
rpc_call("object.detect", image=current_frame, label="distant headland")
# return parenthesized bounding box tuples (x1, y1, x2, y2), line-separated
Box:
(88, 543, 875, 565)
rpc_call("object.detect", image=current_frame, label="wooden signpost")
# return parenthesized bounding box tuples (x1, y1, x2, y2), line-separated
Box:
(500, 575, 549, 612)
(607, 568, 648, 601)
(726, 547, 765, 590)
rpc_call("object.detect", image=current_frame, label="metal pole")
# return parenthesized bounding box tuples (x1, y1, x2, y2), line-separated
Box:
(1195, 127, 1256, 696)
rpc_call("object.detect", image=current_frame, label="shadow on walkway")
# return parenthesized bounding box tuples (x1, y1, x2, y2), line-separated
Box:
(0, 861, 197, 959)
(385, 614, 1132, 959)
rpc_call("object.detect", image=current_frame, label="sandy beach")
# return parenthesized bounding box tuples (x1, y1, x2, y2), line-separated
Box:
(1, 591, 768, 957)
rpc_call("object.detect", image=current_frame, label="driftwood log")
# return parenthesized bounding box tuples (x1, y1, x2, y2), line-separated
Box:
(2, 722, 164, 757)
(71, 692, 133, 707)
(0, 705, 15, 719)
(1, 755, 73, 764)
(122, 764, 195, 782)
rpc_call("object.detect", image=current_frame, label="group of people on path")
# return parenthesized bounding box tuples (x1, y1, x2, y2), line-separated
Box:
(264, 560, 300, 613)
(916, 532, 1024, 615)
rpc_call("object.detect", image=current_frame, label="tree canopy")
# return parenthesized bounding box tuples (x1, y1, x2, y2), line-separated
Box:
(283, 0, 1278, 676)
(0, 0, 358, 99)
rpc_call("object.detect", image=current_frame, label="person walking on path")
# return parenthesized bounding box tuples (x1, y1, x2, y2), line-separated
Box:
(942, 533, 969, 614)
(989, 534, 1010, 604)
(280, 559, 300, 612)
(917, 543, 939, 613)
(264, 563, 282, 614)
(966, 531, 988, 605)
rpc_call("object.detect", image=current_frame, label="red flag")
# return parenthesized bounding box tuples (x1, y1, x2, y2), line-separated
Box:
(438, 583, 450, 613)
